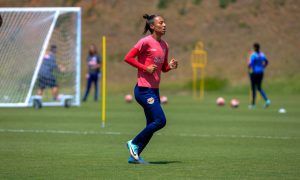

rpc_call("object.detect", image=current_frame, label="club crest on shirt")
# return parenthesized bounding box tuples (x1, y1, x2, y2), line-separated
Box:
(147, 97, 155, 104)
(154, 57, 164, 64)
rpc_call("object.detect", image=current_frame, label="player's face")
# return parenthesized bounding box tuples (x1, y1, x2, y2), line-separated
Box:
(51, 47, 57, 54)
(151, 16, 166, 35)
(89, 45, 96, 53)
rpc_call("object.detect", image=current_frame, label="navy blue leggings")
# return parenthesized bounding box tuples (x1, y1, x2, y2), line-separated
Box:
(250, 73, 268, 105)
(83, 73, 99, 101)
(132, 85, 166, 155)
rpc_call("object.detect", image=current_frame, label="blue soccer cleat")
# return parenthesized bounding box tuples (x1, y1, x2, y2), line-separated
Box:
(128, 156, 139, 164)
(128, 156, 149, 164)
(138, 156, 149, 164)
(126, 140, 139, 161)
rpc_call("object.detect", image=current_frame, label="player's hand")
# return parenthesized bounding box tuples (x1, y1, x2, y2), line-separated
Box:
(146, 64, 157, 74)
(169, 58, 178, 69)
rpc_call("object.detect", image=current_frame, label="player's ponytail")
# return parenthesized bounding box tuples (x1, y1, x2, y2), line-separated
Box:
(0, 13, 3, 27)
(143, 14, 156, 34)
(253, 43, 260, 53)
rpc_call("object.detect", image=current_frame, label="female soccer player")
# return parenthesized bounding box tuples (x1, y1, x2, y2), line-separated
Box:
(248, 43, 271, 109)
(82, 44, 102, 102)
(124, 14, 178, 164)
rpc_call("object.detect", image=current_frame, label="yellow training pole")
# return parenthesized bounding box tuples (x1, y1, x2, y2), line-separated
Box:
(102, 36, 106, 128)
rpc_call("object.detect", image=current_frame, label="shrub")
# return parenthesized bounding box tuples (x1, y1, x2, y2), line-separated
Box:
(192, 0, 202, 5)
(184, 77, 228, 91)
(219, 0, 236, 9)
(157, 0, 171, 9)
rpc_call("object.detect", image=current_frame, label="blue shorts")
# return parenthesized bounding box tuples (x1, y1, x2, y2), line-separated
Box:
(38, 75, 57, 89)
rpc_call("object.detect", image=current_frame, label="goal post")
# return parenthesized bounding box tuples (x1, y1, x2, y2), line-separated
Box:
(0, 7, 81, 108)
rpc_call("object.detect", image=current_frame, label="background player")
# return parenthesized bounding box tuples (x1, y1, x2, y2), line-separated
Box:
(248, 43, 271, 109)
(82, 44, 102, 102)
(37, 45, 65, 100)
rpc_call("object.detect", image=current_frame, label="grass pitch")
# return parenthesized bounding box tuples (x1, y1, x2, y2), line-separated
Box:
(0, 93, 299, 179)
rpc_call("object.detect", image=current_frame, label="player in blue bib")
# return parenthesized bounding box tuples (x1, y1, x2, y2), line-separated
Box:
(37, 45, 63, 100)
(248, 43, 271, 109)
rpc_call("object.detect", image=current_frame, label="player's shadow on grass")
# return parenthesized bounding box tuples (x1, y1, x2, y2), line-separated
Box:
(149, 160, 181, 164)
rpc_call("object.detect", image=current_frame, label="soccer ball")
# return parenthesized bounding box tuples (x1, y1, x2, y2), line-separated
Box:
(230, 99, 240, 108)
(216, 97, 225, 106)
(125, 94, 133, 103)
(278, 108, 286, 114)
(160, 96, 168, 104)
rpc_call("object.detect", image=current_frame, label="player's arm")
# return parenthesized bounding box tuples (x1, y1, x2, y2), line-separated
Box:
(248, 54, 254, 67)
(169, 58, 178, 70)
(162, 48, 178, 72)
(124, 48, 147, 70)
(52, 58, 65, 72)
(0, 13, 3, 27)
(93, 55, 101, 69)
(247, 54, 254, 73)
(263, 55, 269, 68)
(53, 58, 65, 72)
(162, 59, 177, 72)
(162, 48, 171, 72)
(97, 55, 102, 69)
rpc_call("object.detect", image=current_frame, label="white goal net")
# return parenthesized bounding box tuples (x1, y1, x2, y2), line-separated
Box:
(0, 8, 81, 107)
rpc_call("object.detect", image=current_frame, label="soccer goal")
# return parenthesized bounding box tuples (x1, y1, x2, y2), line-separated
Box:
(0, 7, 81, 108)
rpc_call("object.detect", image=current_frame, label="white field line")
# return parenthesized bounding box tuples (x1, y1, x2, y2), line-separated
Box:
(176, 133, 297, 140)
(0, 129, 121, 135)
(0, 129, 299, 140)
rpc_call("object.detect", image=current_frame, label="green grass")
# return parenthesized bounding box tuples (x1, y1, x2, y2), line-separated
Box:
(0, 93, 300, 179)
